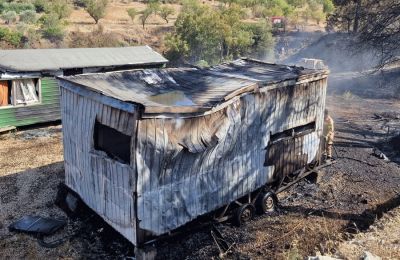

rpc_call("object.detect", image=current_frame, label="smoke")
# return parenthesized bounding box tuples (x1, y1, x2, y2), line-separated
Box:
(282, 32, 382, 73)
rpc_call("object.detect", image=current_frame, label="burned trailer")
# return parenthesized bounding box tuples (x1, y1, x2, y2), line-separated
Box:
(57, 58, 328, 247)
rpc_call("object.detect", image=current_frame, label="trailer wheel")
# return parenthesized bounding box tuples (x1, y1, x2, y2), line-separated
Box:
(256, 191, 277, 214)
(234, 204, 255, 226)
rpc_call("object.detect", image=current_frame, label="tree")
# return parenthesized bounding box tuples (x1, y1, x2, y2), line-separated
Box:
(50, 0, 72, 20)
(242, 21, 274, 59)
(140, 8, 153, 28)
(165, 1, 273, 64)
(19, 10, 37, 24)
(322, 0, 334, 13)
(159, 5, 175, 23)
(40, 14, 65, 42)
(2, 11, 17, 24)
(84, 0, 108, 24)
(127, 7, 137, 23)
(354, 0, 400, 66)
(329, 0, 400, 66)
(0, 27, 22, 46)
(169, 1, 225, 64)
(33, 0, 48, 12)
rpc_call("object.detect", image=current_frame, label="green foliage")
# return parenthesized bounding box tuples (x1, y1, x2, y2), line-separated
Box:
(321, 0, 334, 13)
(166, 1, 274, 65)
(216, 0, 335, 25)
(19, 10, 37, 24)
(25, 27, 41, 47)
(164, 33, 189, 62)
(170, 1, 224, 64)
(1, 10, 17, 24)
(243, 21, 274, 59)
(0, 26, 22, 46)
(39, 14, 65, 42)
(159, 5, 175, 23)
(195, 59, 209, 68)
(84, 0, 108, 24)
(140, 8, 153, 29)
(33, 0, 48, 13)
(50, 0, 72, 20)
(286, 0, 306, 8)
(148, 1, 161, 13)
(127, 7, 137, 22)
(0, 2, 35, 14)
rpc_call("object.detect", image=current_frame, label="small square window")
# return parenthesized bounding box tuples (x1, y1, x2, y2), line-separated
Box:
(94, 120, 131, 164)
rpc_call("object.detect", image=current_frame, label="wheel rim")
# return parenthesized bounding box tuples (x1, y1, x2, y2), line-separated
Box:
(241, 207, 252, 222)
(264, 196, 275, 211)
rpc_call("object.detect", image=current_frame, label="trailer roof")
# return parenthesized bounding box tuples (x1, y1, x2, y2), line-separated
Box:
(58, 58, 328, 117)
(0, 46, 167, 73)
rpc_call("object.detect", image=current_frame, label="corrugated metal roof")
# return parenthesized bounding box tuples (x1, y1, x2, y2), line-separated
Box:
(58, 59, 328, 116)
(0, 46, 167, 72)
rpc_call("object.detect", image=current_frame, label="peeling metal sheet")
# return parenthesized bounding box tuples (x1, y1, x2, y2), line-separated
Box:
(136, 80, 327, 236)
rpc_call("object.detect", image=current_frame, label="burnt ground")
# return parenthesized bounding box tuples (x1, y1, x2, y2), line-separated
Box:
(0, 81, 400, 259)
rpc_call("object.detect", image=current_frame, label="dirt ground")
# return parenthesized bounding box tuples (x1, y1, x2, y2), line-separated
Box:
(0, 79, 400, 259)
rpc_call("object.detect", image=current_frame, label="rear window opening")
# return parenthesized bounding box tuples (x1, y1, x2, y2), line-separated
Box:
(0, 79, 40, 107)
(93, 120, 131, 164)
(270, 121, 316, 144)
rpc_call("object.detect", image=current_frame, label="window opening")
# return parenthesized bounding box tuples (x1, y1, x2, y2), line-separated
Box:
(13, 79, 40, 105)
(0, 79, 41, 107)
(93, 120, 131, 164)
(270, 121, 316, 144)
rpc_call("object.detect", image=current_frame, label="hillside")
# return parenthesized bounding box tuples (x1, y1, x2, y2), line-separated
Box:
(0, 0, 328, 60)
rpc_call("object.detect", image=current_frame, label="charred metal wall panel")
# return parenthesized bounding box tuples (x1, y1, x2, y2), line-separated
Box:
(60, 84, 138, 244)
(60, 70, 327, 246)
(135, 78, 327, 237)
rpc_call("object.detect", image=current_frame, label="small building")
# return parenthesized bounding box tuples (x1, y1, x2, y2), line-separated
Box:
(57, 59, 328, 248)
(0, 46, 167, 131)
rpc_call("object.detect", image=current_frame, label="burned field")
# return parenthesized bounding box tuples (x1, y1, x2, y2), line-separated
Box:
(1, 77, 400, 259)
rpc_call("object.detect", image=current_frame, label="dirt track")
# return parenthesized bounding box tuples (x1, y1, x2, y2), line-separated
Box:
(0, 88, 400, 259)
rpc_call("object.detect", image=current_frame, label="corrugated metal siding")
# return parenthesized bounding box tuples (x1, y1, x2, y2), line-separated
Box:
(135, 78, 327, 237)
(0, 77, 60, 128)
(60, 86, 138, 244)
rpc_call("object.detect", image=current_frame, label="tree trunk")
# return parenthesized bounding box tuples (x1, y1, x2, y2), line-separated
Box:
(353, 0, 361, 33)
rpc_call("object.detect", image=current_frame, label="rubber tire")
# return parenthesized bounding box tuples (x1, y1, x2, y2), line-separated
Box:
(233, 203, 255, 227)
(256, 191, 277, 215)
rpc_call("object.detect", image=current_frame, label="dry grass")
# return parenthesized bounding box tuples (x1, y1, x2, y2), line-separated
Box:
(337, 207, 400, 260)
(65, 1, 181, 51)
(0, 126, 63, 177)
